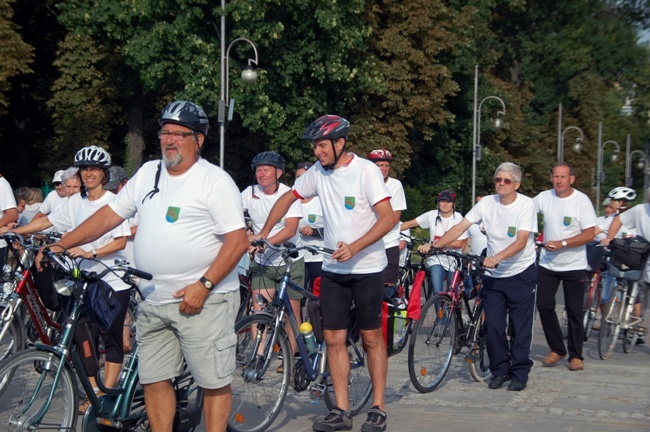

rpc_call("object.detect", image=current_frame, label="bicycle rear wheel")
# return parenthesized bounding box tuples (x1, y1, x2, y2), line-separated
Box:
(467, 303, 491, 382)
(583, 276, 599, 342)
(0, 348, 77, 431)
(228, 314, 291, 432)
(407, 295, 456, 393)
(598, 284, 624, 360)
(322, 320, 372, 416)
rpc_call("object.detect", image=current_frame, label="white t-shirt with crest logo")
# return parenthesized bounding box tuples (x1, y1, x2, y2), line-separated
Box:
(465, 193, 537, 278)
(534, 188, 597, 272)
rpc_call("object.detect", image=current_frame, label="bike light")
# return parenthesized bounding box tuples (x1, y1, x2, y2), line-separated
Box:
(255, 294, 266, 307)
(54, 279, 74, 296)
(2, 264, 11, 280)
(2, 281, 14, 295)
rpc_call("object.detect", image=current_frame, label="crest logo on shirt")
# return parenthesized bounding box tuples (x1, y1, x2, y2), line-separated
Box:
(166, 206, 181, 223)
(308, 214, 316, 223)
(344, 196, 355, 210)
(507, 226, 517, 237)
(563, 216, 572, 226)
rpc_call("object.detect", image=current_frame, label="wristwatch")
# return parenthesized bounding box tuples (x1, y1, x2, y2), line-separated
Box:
(561, 240, 568, 248)
(200, 276, 214, 291)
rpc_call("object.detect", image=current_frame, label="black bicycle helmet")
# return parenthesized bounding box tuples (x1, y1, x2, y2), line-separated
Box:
(438, 190, 457, 202)
(301, 115, 350, 141)
(159, 100, 210, 137)
(251, 151, 286, 172)
(296, 161, 313, 171)
(74, 145, 111, 168)
(608, 186, 637, 202)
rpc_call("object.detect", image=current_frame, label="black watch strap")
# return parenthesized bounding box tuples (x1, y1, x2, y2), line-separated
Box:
(200, 276, 214, 291)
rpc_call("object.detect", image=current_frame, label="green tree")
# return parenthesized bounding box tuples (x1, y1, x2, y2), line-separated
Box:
(0, 0, 33, 114)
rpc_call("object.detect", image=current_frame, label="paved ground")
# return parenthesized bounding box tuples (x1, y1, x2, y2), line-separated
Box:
(227, 302, 650, 432)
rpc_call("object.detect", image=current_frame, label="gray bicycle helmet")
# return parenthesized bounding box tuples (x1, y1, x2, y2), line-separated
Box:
(301, 115, 350, 141)
(608, 186, 637, 202)
(74, 145, 111, 168)
(251, 151, 286, 172)
(159, 100, 210, 137)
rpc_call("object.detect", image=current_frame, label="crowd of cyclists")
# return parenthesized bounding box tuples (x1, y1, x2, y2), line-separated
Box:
(0, 100, 648, 432)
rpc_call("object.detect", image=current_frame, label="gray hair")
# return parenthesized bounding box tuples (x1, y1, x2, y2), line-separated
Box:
(61, 167, 79, 182)
(494, 162, 522, 183)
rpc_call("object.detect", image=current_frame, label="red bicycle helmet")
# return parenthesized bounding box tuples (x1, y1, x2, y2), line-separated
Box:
(368, 149, 393, 162)
(437, 190, 457, 202)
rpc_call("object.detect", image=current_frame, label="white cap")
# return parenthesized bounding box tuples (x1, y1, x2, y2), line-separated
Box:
(52, 170, 65, 184)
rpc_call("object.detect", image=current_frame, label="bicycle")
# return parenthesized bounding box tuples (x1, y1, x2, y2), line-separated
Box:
(408, 249, 492, 393)
(0, 232, 68, 368)
(582, 252, 609, 342)
(228, 240, 372, 432)
(0, 248, 203, 432)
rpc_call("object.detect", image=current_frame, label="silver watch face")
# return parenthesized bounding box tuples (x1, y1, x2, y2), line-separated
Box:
(201, 277, 213, 289)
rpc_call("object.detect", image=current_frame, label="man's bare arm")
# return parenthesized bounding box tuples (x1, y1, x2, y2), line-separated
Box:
(257, 191, 299, 239)
(339, 199, 394, 259)
(51, 205, 126, 251)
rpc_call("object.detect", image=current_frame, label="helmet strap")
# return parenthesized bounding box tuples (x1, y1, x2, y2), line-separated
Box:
(323, 138, 346, 171)
(142, 161, 163, 204)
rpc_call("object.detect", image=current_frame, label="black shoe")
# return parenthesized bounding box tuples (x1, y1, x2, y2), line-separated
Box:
(507, 378, 526, 391)
(313, 407, 352, 431)
(360, 405, 387, 432)
(488, 375, 511, 389)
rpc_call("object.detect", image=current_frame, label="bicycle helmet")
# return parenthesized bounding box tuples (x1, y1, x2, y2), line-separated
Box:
(74, 145, 111, 168)
(608, 186, 637, 202)
(301, 115, 350, 141)
(296, 161, 313, 171)
(251, 151, 286, 172)
(437, 190, 457, 202)
(368, 149, 393, 162)
(159, 100, 209, 137)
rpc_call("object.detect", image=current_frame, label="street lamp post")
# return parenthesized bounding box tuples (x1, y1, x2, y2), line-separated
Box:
(218, 0, 259, 169)
(556, 103, 584, 162)
(596, 121, 621, 215)
(625, 135, 647, 189)
(471, 65, 506, 204)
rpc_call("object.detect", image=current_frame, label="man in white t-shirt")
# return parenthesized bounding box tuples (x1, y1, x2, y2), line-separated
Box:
(0, 175, 18, 267)
(242, 151, 304, 355)
(368, 149, 407, 289)
(433, 162, 537, 392)
(47, 101, 249, 432)
(534, 162, 597, 372)
(401, 190, 468, 297)
(253, 115, 394, 432)
(34, 170, 67, 221)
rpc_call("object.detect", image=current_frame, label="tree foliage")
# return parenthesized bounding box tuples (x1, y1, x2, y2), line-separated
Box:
(0, 0, 33, 113)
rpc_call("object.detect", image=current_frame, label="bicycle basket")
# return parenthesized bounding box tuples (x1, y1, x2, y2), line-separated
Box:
(609, 236, 650, 272)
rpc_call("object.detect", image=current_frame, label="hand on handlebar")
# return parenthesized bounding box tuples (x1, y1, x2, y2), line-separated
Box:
(482, 256, 500, 269)
(418, 243, 432, 254)
(332, 241, 356, 262)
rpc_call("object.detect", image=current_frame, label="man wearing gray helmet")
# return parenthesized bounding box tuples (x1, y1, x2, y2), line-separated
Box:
(44, 101, 249, 432)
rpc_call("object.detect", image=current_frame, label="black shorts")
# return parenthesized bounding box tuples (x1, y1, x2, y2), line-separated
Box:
(383, 246, 400, 285)
(320, 271, 383, 331)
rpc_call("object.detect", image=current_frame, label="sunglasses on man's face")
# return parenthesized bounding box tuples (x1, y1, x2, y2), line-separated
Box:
(494, 177, 514, 185)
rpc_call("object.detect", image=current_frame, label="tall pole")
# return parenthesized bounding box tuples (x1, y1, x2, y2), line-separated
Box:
(218, 0, 227, 169)
(557, 103, 563, 162)
(625, 134, 632, 187)
(596, 122, 602, 214)
(471, 65, 479, 205)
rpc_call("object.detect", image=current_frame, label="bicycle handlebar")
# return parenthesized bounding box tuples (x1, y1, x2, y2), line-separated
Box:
(428, 247, 497, 270)
(42, 248, 153, 282)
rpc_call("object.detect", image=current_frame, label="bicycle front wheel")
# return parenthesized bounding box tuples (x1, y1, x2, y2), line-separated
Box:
(228, 314, 291, 432)
(0, 348, 77, 432)
(322, 321, 372, 416)
(407, 295, 456, 393)
(598, 284, 624, 360)
(467, 304, 491, 382)
(0, 315, 24, 397)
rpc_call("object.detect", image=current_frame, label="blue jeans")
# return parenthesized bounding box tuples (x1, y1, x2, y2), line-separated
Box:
(429, 265, 454, 297)
(600, 271, 615, 305)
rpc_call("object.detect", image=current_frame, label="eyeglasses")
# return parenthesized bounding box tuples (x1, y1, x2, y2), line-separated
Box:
(494, 177, 515, 185)
(157, 131, 195, 141)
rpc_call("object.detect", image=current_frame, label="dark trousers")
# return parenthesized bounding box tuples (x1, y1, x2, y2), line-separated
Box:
(482, 263, 537, 384)
(537, 266, 586, 360)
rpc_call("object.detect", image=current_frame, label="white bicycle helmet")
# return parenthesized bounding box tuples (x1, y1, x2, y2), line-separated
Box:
(73, 145, 111, 168)
(159, 100, 209, 136)
(608, 186, 637, 202)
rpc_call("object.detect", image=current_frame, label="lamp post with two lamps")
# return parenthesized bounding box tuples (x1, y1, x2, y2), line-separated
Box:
(471, 65, 506, 204)
(218, 0, 259, 169)
(625, 134, 647, 191)
(556, 103, 584, 162)
(596, 122, 621, 215)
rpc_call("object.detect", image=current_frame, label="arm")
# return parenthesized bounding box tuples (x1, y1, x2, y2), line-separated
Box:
(33, 211, 47, 221)
(431, 218, 472, 249)
(174, 228, 250, 314)
(267, 217, 300, 245)
(4, 215, 53, 235)
(400, 219, 420, 231)
(0, 208, 18, 228)
(483, 230, 530, 268)
(393, 210, 402, 227)
(601, 216, 622, 246)
(257, 191, 299, 239)
(333, 199, 394, 262)
(49, 205, 125, 251)
(67, 236, 127, 259)
(545, 226, 595, 251)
